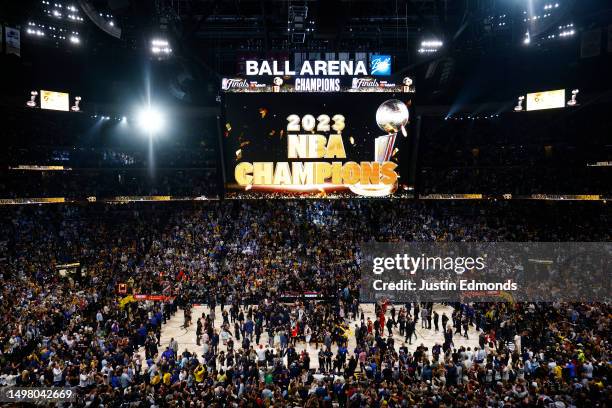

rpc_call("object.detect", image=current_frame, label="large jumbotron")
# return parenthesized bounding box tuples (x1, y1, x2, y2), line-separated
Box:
(0, 0, 610, 406)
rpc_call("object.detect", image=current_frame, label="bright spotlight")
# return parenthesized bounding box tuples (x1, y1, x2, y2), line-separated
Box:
(150, 38, 172, 55)
(421, 40, 443, 48)
(418, 39, 443, 54)
(137, 107, 165, 134)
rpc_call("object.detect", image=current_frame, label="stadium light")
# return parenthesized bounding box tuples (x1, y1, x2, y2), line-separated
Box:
(137, 107, 165, 134)
(69, 35, 80, 44)
(418, 39, 443, 54)
(150, 38, 172, 55)
(421, 40, 443, 48)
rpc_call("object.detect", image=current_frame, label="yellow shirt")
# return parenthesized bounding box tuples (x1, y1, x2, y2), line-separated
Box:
(194, 366, 205, 382)
(553, 365, 562, 380)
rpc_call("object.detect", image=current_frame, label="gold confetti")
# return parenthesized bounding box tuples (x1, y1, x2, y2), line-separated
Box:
(392, 148, 399, 157)
(225, 123, 232, 132)
(235, 149, 242, 160)
(259, 108, 268, 118)
(240, 141, 251, 148)
(245, 184, 252, 191)
(349, 136, 355, 145)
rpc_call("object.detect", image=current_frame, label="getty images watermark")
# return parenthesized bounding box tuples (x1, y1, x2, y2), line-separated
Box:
(371, 253, 517, 291)
(360, 242, 611, 303)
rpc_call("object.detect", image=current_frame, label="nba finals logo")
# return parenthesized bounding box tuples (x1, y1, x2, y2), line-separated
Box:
(370, 55, 391, 76)
(221, 78, 249, 90)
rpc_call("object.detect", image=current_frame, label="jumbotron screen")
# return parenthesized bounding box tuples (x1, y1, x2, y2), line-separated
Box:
(221, 90, 414, 198)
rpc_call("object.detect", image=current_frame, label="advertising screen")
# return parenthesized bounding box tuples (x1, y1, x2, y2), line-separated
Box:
(526, 89, 565, 111)
(221, 88, 414, 198)
(40, 90, 70, 111)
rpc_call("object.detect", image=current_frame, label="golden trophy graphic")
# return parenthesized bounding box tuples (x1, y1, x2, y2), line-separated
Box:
(374, 99, 409, 163)
(350, 99, 409, 197)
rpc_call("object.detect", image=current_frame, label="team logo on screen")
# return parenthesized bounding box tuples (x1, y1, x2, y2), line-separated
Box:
(370, 55, 392, 76)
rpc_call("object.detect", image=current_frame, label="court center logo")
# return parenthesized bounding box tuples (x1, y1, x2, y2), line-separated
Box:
(370, 55, 392, 76)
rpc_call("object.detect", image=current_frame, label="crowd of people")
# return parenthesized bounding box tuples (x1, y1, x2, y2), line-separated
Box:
(3, 102, 612, 201)
(5, 146, 217, 169)
(419, 104, 612, 195)
(0, 168, 218, 199)
(0, 106, 220, 199)
(0, 200, 610, 407)
(418, 167, 611, 195)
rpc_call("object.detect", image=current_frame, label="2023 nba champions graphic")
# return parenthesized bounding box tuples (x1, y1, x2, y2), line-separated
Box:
(221, 56, 415, 198)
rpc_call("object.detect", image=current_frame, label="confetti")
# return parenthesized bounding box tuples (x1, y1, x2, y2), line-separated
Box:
(235, 149, 242, 160)
(392, 148, 399, 157)
(349, 136, 355, 145)
(259, 108, 268, 118)
(268, 130, 276, 136)
(239, 141, 250, 148)
(225, 123, 232, 132)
